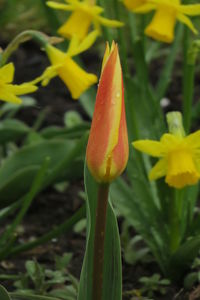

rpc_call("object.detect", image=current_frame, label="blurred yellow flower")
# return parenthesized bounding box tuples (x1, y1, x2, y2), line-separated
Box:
(0, 63, 37, 104)
(124, 0, 200, 43)
(133, 130, 200, 189)
(47, 0, 123, 41)
(37, 32, 98, 99)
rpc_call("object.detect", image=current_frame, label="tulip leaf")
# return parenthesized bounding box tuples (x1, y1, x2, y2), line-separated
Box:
(0, 285, 11, 300)
(0, 139, 84, 208)
(78, 165, 122, 300)
(0, 119, 30, 144)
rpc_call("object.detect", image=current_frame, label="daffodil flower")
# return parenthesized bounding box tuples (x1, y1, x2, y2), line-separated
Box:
(133, 129, 200, 189)
(124, 0, 200, 43)
(36, 31, 98, 99)
(0, 63, 37, 104)
(47, 0, 123, 41)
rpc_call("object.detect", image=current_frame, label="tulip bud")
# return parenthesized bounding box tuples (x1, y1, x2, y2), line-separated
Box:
(86, 42, 129, 182)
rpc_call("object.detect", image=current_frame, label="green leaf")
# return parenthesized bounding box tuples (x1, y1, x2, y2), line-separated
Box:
(78, 166, 122, 300)
(0, 119, 30, 144)
(0, 285, 11, 300)
(0, 139, 82, 208)
(10, 293, 61, 300)
(64, 111, 83, 128)
(169, 235, 200, 281)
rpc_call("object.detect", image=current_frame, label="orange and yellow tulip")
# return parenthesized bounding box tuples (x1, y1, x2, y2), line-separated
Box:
(86, 42, 129, 183)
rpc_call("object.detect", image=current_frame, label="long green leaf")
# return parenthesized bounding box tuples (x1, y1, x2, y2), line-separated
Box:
(78, 166, 122, 300)
(0, 285, 11, 300)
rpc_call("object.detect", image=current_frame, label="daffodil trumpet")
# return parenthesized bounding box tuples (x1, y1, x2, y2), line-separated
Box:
(123, 0, 200, 43)
(33, 31, 98, 99)
(133, 111, 200, 189)
(47, 0, 123, 41)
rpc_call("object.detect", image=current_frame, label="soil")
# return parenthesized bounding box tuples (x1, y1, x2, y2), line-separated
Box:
(0, 40, 197, 300)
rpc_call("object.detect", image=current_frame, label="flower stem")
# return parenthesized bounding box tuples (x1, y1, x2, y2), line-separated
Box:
(0, 30, 60, 66)
(92, 183, 109, 300)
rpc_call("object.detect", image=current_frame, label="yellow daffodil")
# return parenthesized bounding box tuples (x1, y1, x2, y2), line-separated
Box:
(133, 129, 200, 189)
(0, 63, 37, 104)
(47, 0, 123, 41)
(124, 0, 200, 43)
(36, 31, 98, 99)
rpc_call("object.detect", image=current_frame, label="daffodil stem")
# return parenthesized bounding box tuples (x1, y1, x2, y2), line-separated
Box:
(113, 0, 129, 78)
(0, 30, 51, 66)
(170, 189, 183, 253)
(182, 26, 194, 134)
(92, 183, 109, 300)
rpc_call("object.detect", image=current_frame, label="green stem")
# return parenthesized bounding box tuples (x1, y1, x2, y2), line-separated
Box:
(98, 0, 113, 43)
(156, 25, 183, 101)
(170, 189, 183, 253)
(183, 63, 195, 133)
(113, 0, 129, 78)
(182, 26, 193, 134)
(92, 183, 109, 300)
(0, 30, 53, 66)
(8, 204, 85, 257)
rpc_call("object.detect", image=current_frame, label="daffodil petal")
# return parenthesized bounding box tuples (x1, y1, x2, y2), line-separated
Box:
(184, 130, 200, 149)
(133, 140, 164, 157)
(46, 1, 74, 11)
(149, 158, 167, 180)
(58, 11, 92, 40)
(0, 63, 14, 83)
(67, 30, 99, 57)
(134, 3, 156, 13)
(177, 12, 198, 34)
(0, 89, 22, 104)
(179, 4, 200, 16)
(8, 83, 38, 95)
(97, 16, 124, 28)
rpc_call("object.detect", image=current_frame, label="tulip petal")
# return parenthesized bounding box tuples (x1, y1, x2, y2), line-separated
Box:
(86, 43, 128, 182)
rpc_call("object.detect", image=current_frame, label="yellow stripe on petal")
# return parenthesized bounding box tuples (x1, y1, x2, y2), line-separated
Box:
(179, 4, 200, 16)
(133, 140, 164, 157)
(149, 158, 167, 180)
(0, 63, 15, 83)
(177, 13, 198, 34)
